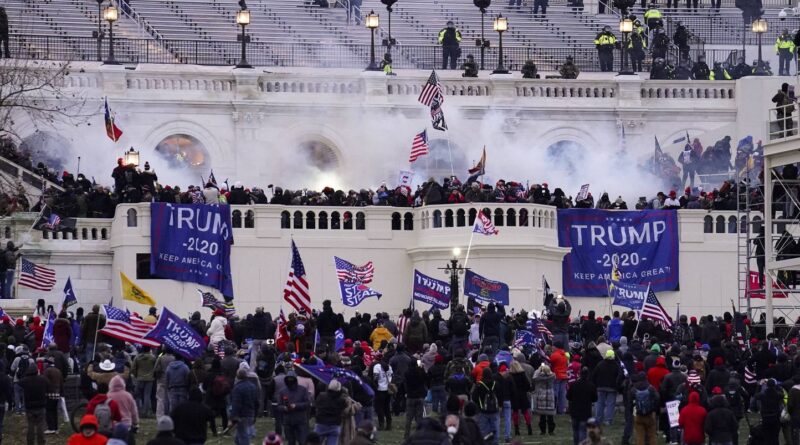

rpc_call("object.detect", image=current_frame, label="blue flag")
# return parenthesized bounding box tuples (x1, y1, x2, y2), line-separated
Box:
(609, 280, 649, 310)
(40, 310, 56, 349)
(334, 257, 381, 307)
(514, 330, 537, 348)
(62, 277, 77, 310)
(494, 350, 512, 366)
(144, 307, 207, 361)
(412, 270, 450, 310)
(464, 270, 509, 305)
(150, 203, 235, 297)
(296, 363, 375, 397)
(334, 328, 345, 352)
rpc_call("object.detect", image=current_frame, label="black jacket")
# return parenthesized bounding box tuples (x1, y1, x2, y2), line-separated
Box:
(567, 378, 597, 421)
(250, 312, 269, 340)
(20, 374, 47, 410)
(705, 395, 738, 443)
(591, 359, 621, 390)
(171, 400, 217, 443)
(691, 62, 710, 80)
(405, 365, 429, 399)
(315, 390, 347, 426)
(145, 432, 186, 445)
(316, 307, 340, 337)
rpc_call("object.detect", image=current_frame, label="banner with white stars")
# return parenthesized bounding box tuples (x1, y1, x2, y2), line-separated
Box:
(557, 209, 679, 297)
(150, 203, 235, 298)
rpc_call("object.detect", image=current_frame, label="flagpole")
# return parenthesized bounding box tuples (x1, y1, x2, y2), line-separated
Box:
(632, 283, 650, 340)
(444, 129, 455, 177)
(462, 226, 477, 270)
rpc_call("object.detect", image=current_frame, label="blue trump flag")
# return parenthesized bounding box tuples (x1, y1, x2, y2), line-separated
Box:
(144, 307, 206, 361)
(335, 328, 345, 351)
(609, 280, 649, 310)
(296, 363, 375, 398)
(514, 329, 537, 348)
(62, 277, 77, 310)
(494, 350, 513, 366)
(334, 257, 382, 307)
(150, 203, 234, 297)
(40, 309, 56, 349)
(557, 209, 679, 296)
(464, 270, 509, 305)
(412, 270, 450, 310)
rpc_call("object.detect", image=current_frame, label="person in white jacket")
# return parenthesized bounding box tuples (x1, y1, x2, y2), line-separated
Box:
(207, 309, 228, 349)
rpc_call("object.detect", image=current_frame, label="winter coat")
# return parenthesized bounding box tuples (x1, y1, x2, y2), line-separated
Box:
(66, 415, 108, 445)
(132, 352, 155, 382)
(369, 326, 392, 350)
(704, 395, 738, 443)
(107, 375, 139, 426)
(592, 359, 621, 390)
(550, 349, 569, 380)
(275, 384, 311, 424)
(679, 391, 707, 444)
(52, 317, 72, 353)
(165, 360, 190, 390)
(230, 379, 258, 420)
(315, 390, 347, 426)
(510, 371, 531, 410)
(646, 357, 669, 391)
(207, 316, 227, 346)
(567, 378, 597, 421)
(787, 384, 800, 426)
(532, 370, 556, 415)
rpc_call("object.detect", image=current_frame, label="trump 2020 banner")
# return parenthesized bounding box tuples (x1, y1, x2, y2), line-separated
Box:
(412, 270, 451, 310)
(609, 280, 649, 310)
(144, 307, 206, 361)
(557, 209, 679, 296)
(464, 270, 510, 305)
(150, 203, 234, 297)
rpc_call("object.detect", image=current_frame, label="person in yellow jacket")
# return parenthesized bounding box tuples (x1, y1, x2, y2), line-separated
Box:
(776, 29, 796, 76)
(369, 320, 394, 350)
(710, 62, 732, 80)
(644, 4, 662, 33)
(594, 25, 617, 72)
(438, 20, 462, 70)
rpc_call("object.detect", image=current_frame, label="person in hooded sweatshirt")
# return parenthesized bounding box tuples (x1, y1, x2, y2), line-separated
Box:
(314, 379, 347, 445)
(678, 391, 706, 445)
(646, 356, 669, 391)
(67, 415, 108, 445)
(704, 392, 738, 445)
(106, 375, 138, 438)
(164, 356, 190, 412)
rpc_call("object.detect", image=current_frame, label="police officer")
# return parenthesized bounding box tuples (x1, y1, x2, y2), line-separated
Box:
(461, 54, 478, 77)
(776, 29, 795, 76)
(628, 22, 647, 72)
(559, 55, 580, 78)
(691, 54, 710, 79)
(594, 26, 617, 72)
(651, 28, 670, 60)
(380, 52, 395, 76)
(438, 21, 462, 70)
(521, 59, 540, 78)
(650, 57, 673, 79)
(674, 59, 691, 79)
(673, 21, 690, 61)
(644, 4, 662, 33)
(710, 61, 732, 80)
(730, 57, 752, 79)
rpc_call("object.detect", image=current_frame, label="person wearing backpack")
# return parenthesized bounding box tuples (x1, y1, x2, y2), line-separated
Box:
(533, 363, 557, 436)
(629, 371, 659, 445)
(203, 358, 229, 435)
(404, 314, 428, 355)
(87, 388, 123, 438)
(448, 305, 470, 353)
(11, 345, 33, 413)
(472, 367, 501, 445)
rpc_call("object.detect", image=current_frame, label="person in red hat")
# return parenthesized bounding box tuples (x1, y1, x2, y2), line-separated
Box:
(663, 190, 681, 209)
(679, 391, 707, 445)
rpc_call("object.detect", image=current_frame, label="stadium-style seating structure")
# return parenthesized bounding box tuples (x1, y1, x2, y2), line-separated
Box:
(1, 0, 792, 70)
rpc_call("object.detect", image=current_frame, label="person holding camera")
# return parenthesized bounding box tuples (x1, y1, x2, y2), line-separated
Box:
(275, 372, 310, 445)
(438, 21, 462, 70)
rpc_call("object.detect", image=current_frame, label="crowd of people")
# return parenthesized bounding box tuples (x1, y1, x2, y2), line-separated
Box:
(4, 294, 800, 445)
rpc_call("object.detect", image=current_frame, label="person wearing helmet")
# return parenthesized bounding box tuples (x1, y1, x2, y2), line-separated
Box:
(438, 20, 462, 70)
(692, 54, 710, 79)
(651, 28, 670, 60)
(673, 21, 690, 61)
(628, 20, 647, 72)
(593, 26, 617, 72)
(776, 28, 795, 76)
(643, 4, 662, 33)
(559, 55, 580, 78)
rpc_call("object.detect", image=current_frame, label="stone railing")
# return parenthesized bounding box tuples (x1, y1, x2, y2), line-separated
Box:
(640, 82, 736, 100)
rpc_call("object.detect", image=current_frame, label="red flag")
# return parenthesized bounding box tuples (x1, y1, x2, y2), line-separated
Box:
(104, 98, 123, 142)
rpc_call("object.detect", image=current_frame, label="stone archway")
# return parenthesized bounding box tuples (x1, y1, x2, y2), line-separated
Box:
(154, 134, 210, 171)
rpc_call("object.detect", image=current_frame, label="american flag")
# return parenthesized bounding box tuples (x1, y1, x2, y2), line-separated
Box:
(19, 258, 57, 291)
(686, 369, 701, 385)
(283, 240, 311, 314)
(641, 288, 673, 331)
(514, 330, 537, 348)
(0, 308, 15, 324)
(100, 305, 160, 348)
(473, 212, 499, 235)
(743, 365, 756, 384)
(45, 214, 61, 230)
(530, 315, 554, 340)
(418, 70, 443, 106)
(334, 256, 374, 284)
(198, 289, 236, 317)
(409, 130, 430, 163)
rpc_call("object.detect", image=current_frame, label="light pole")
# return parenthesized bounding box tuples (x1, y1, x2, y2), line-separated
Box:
(103, 5, 119, 65)
(618, 17, 634, 75)
(93, 0, 105, 62)
(365, 10, 381, 71)
(752, 18, 768, 75)
(380, 0, 397, 54)
(123, 147, 140, 167)
(492, 14, 509, 74)
(440, 247, 467, 312)
(235, 8, 252, 68)
(474, 0, 491, 70)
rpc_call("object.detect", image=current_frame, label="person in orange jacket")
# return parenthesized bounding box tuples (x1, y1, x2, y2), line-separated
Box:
(550, 341, 569, 414)
(67, 415, 108, 445)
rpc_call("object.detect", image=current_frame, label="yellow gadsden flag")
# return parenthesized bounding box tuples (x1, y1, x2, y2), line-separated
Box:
(120, 272, 156, 306)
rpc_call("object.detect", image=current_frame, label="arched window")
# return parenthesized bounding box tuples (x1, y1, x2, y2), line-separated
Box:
(281, 211, 290, 229)
(331, 212, 341, 229)
(519, 208, 529, 226)
(155, 134, 209, 172)
(356, 212, 365, 230)
(293, 211, 303, 229)
(507, 209, 517, 227)
(81, 228, 88, 240)
(445, 210, 454, 228)
(319, 211, 329, 230)
(715, 215, 725, 233)
(101, 229, 107, 240)
(494, 208, 504, 226)
(740, 215, 748, 233)
(728, 216, 737, 234)
(231, 210, 242, 228)
(306, 211, 316, 229)
(245, 210, 255, 228)
(433, 210, 442, 228)
(404, 212, 414, 230)
(91, 228, 98, 240)
(126, 208, 138, 227)
(703, 215, 713, 233)
(392, 212, 401, 230)
(456, 209, 466, 227)
(468, 208, 477, 226)
(3, 227, 9, 239)
(343, 212, 353, 230)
